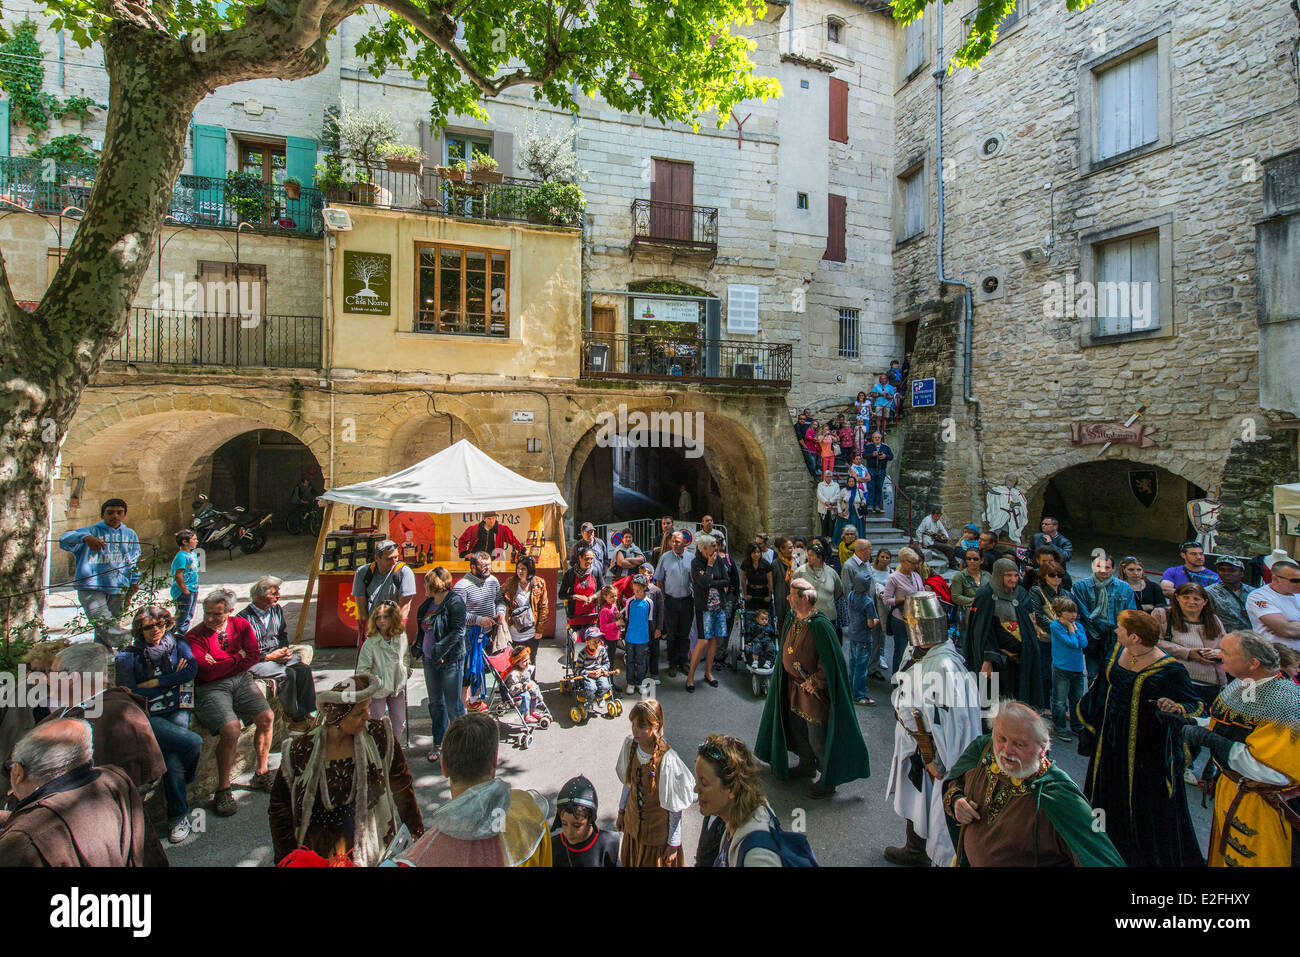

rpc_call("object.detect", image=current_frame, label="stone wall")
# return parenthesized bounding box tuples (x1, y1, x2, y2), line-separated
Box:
(892, 0, 1300, 548)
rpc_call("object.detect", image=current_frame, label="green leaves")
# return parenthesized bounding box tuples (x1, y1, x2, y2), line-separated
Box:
(890, 0, 1099, 71)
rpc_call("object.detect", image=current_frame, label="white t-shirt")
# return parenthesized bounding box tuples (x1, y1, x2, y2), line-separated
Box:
(1247, 584, 1300, 648)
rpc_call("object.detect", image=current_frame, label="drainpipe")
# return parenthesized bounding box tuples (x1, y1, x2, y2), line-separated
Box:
(933, 3, 982, 489)
(325, 232, 336, 487)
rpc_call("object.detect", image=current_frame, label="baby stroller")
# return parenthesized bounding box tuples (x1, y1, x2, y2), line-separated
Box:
(482, 647, 550, 750)
(559, 626, 623, 724)
(740, 607, 777, 697)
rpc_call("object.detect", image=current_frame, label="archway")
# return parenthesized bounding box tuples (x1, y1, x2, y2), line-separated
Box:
(202, 429, 323, 520)
(386, 411, 478, 474)
(58, 406, 327, 551)
(1028, 458, 1202, 566)
(563, 405, 769, 552)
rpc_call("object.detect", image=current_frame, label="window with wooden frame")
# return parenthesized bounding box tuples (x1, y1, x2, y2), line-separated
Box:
(415, 242, 509, 336)
(235, 136, 287, 185)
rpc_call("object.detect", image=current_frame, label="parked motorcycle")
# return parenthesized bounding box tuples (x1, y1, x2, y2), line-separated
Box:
(192, 493, 272, 555)
(285, 502, 323, 537)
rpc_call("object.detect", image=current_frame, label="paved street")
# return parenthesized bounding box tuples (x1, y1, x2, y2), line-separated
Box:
(123, 535, 1212, 867)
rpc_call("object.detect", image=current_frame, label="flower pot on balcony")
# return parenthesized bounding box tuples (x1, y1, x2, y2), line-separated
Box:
(385, 157, 423, 175)
(350, 182, 380, 205)
(470, 169, 503, 184)
(437, 167, 466, 182)
(283, 181, 302, 200)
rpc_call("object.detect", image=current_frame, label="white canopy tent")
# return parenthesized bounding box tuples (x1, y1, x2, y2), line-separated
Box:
(296, 440, 568, 641)
(1275, 483, 1300, 541)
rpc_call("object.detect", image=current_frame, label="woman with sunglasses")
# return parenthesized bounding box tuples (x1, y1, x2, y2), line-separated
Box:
(1025, 561, 1068, 713)
(116, 605, 202, 844)
(694, 734, 780, 866)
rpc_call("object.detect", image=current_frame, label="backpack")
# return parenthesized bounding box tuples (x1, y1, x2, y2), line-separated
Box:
(726, 809, 819, 867)
(363, 560, 407, 595)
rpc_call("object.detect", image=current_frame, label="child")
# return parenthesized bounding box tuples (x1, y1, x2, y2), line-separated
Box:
(745, 607, 778, 672)
(171, 530, 200, 636)
(597, 585, 622, 664)
(623, 576, 653, 693)
(615, 700, 695, 867)
(818, 426, 836, 476)
(504, 646, 547, 724)
(576, 626, 613, 714)
(1048, 595, 1088, 740)
(551, 775, 620, 867)
(356, 601, 409, 741)
(1274, 643, 1300, 682)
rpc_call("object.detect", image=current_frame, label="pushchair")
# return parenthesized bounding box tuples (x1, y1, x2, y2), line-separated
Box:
(739, 607, 777, 697)
(559, 625, 622, 724)
(482, 647, 551, 750)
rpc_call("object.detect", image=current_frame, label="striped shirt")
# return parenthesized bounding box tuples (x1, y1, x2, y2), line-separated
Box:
(576, 642, 610, 675)
(453, 573, 505, 621)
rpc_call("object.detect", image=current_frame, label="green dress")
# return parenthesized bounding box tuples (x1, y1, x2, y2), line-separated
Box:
(756, 611, 871, 788)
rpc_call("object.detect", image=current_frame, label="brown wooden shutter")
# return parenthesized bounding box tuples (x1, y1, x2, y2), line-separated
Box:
(829, 77, 849, 143)
(824, 194, 846, 262)
(651, 159, 694, 242)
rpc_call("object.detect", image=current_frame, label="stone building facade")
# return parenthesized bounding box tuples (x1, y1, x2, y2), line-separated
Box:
(891, 0, 1300, 554)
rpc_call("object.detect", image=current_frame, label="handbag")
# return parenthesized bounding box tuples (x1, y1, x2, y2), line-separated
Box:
(487, 622, 512, 655)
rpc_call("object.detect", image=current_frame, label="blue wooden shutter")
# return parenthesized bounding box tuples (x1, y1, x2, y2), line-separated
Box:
(192, 123, 227, 178)
(286, 136, 317, 186)
(0, 100, 10, 157)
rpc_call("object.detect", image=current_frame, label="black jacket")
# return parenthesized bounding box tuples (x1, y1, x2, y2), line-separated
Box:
(691, 554, 733, 612)
(414, 591, 467, 665)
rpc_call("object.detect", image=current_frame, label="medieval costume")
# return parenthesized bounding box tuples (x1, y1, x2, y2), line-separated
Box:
(552, 825, 620, 867)
(1197, 675, 1300, 867)
(615, 735, 695, 866)
(456, 517, 524, 559)
(942, 734, 1125, 867)
(756, 609, 871, 789)
(962, 559, 1045, 707)
(885, 636, 984, 866)
(401, 778, 552, 867)
(269, 681, 423, 866)
(1076, 643, 1206, 866)
(0, 763, 168, 867)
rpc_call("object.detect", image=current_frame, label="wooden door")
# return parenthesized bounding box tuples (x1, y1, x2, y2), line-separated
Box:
(590, 304, 617, 373)
(651, 159, 693, 242)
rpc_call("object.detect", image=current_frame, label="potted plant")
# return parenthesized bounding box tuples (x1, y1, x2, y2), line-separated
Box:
(436, 159, 467, 182)
(349, 170, 379, 205)
(283, 176, 302, 200)
(523, 181, 586, 226)
(380, 142, 425, 174)
(332, 101, 398, 183)
(224, 169, 269, 225)
(469, 149, 503, 184)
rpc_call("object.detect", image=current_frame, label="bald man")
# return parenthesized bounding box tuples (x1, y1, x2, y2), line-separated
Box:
(0, 718, 167, 866)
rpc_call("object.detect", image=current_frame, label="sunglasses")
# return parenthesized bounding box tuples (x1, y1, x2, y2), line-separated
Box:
(139, 620, 166, 632)
(697, 740, 733, 779)
(1180, 541, 1202, 550)
(1276, 575, 1300, 585)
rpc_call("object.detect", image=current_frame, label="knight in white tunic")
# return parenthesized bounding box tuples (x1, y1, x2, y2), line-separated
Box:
(884, 591, 984, 866)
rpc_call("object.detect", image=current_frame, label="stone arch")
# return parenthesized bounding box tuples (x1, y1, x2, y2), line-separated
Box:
(1022, 454, 1208, 553)
(58, 393, 328, 550)
(562, 401, 770, 550)
(370, 393, 487, 474)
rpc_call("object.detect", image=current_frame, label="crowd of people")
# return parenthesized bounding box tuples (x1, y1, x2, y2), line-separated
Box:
(794, 355, 909, 480)
(5, 489, 1300, 871)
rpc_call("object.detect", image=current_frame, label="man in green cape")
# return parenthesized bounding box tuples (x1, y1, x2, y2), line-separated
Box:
(756, 577, 870, 798)
(942, 701, 1123, 866)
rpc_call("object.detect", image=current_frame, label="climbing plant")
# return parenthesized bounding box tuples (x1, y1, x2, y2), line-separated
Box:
(0, 18, 102, 147)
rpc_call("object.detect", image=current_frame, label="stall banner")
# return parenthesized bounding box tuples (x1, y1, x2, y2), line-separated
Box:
(449, 510, 532, 552)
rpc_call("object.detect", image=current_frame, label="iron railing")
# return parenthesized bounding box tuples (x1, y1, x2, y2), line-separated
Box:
(323, 165, 584, 227)
(581, 331, 791, 387)
(106, 309, 322, 369)
(630, 198, 719, 256)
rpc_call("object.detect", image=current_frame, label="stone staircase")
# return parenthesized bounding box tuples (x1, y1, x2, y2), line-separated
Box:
(859, 514, 912, 555)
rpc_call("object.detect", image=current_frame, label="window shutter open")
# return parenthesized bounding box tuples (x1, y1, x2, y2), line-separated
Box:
(286, 136, 317, 187)
(192, 123, 227, 179)
(829, 77, 848, 143)
(0, 100, 9, 157)
(824, 194, 847, 262)
(493, 130, 514, 177)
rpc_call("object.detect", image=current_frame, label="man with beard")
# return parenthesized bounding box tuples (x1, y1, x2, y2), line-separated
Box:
(942, 702, 1124, 867)
(885, 591, 983, 866)
(1161, 631, 1300, 867)
(963, 558, 1045, 708)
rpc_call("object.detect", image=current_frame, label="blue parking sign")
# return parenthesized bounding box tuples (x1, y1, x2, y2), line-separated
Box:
(911, 377, 936, 408)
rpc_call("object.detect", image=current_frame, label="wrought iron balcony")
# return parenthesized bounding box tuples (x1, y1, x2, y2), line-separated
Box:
(106, 308, 322, 370)
(630, 198, 719, 257)
(581, 331, 791, 387)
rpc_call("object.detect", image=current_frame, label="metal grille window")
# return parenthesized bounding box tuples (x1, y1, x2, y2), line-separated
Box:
(415, 242, 509, 336)
(838, 307, 860, 358)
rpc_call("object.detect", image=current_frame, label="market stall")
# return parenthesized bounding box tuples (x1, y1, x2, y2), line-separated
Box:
(1273, 482, 1300, 559)
(297, 440, 568, 647)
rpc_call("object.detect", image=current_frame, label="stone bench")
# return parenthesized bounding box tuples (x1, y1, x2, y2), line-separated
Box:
(144, 678, 290, 826)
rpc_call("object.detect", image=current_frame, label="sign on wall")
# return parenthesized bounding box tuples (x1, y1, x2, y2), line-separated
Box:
(911, 378, 936, 408)
(633, 298, 699, 324)
(342, 251, 392, 315)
